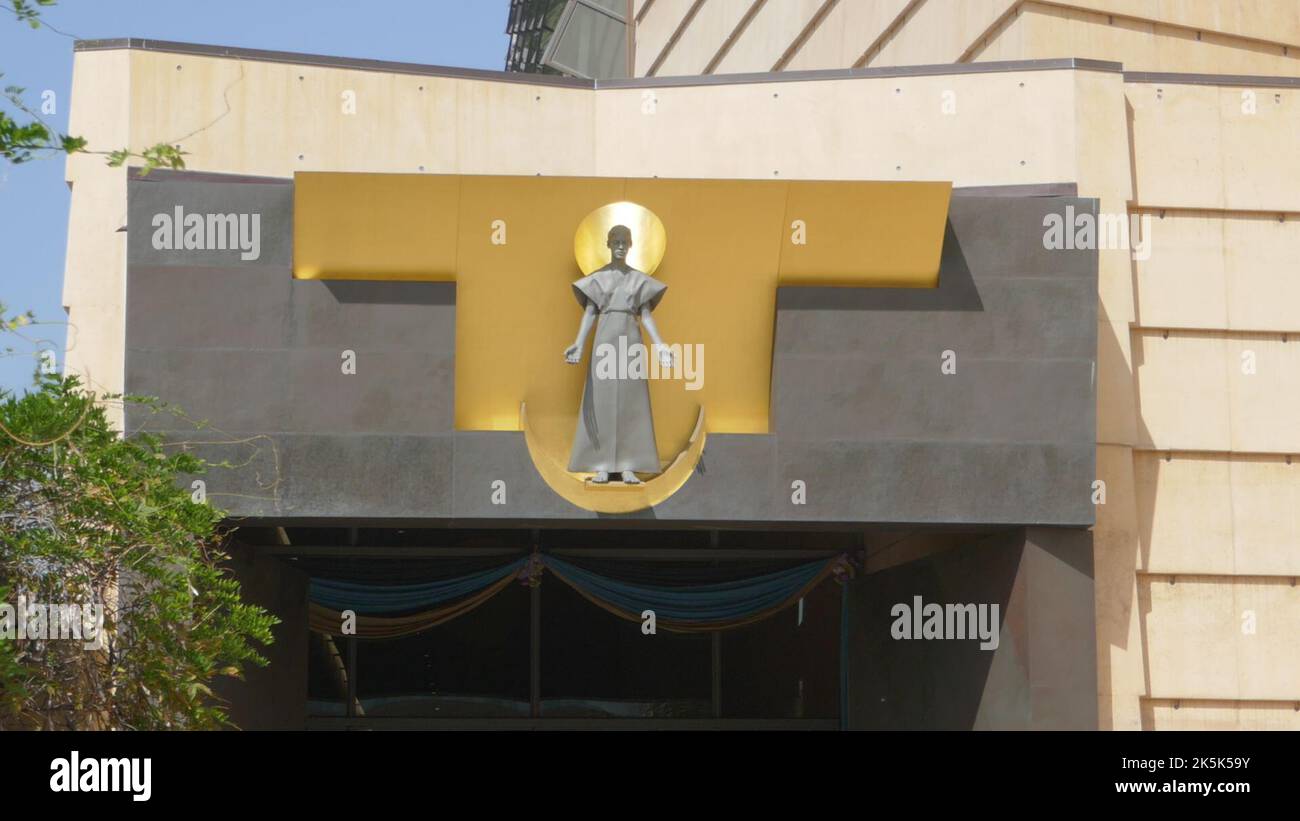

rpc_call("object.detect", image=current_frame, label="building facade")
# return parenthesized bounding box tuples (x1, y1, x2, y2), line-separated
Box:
(62, 1, 1300, 729)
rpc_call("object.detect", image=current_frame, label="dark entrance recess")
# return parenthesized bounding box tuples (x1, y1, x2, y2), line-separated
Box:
(231, 523, 1095, 730)
(255, 525, 857, 729)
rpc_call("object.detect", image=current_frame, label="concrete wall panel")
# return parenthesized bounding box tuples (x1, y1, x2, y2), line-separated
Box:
(1132, 331, 1231, 451)
(1141, 576, 1300, 701)
(593, 70, 1081, 184)
(1129, 82, 1300, 214)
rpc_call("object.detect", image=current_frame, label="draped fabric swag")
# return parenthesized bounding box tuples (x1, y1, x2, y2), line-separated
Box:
(308, 554, 853, 639)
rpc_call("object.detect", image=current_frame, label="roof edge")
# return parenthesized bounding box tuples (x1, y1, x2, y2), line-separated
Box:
(83, 38, 1300, 90)
(75, 38, 1123, 89)
(1123, 70, 1300, 89)
(74, 38, 591, 88)
(603, 58, 1123, 89)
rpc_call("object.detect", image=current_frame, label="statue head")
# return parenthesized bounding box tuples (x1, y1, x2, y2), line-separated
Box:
(606, 225, 632, 264)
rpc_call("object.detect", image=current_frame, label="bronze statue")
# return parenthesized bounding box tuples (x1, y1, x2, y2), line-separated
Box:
(564, 224, 673, 484)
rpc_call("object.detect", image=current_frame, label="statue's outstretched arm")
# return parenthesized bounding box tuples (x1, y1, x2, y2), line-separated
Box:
(564, 302, 598, 364)
(640, 306, 673, 367)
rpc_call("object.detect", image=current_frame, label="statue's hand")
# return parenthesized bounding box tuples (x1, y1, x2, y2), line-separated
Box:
(657, 348, 674, 370)
(564, 343, 582, 364)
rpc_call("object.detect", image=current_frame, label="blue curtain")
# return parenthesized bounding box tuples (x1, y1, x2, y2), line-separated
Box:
(308, 554, 849, 637)
(310, 558, 528, 615)
(541, 554, 844, 631)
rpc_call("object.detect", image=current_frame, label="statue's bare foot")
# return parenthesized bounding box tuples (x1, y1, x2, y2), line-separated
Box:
(620, 470, 641, 484)
(591, 471, 610, 484)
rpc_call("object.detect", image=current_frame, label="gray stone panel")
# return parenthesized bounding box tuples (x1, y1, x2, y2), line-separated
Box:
(289, 281, 455, 350)
(775, 276, 1096, 360)
(774, 440, 1094, 526)
(451, 431, 588, 519)
(126, 264, 293, 350)
(164, 429, 293, 519)
(940, 195, 1097, 279)
(770, 194, 1098, 526)
(650, 434, 775, 522)
(127, 178, 293, 268)
(282, 347, 453, 434)
(127, 348, 296, 433)
(165, 430, 454, 520)
(276, 433, 454, 518)
(447, 433, 778, 523)
(773, 357, 1094, 444)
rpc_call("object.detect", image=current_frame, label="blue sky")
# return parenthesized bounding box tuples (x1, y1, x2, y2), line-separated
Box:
(0, 0, 510, 395)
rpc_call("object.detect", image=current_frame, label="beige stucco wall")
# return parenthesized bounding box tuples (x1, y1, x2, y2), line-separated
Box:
(119, 49, 1090, 182)
(62, 50, 130, 409)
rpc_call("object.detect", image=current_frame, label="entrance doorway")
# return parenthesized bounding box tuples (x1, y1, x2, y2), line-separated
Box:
(290, 527, 852, 729)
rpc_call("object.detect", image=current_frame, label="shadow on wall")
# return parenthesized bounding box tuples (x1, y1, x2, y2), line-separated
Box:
(845, 529, 1023, 730)
(1097, 92, 1200, 731)
(322, 281, 455, 306)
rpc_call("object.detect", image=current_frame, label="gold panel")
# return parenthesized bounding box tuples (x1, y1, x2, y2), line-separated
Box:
(778, 180, 952, 287)
(294, 172, 461, 280)
(291, 173, 950, 508)
(623, 177, 790, 440)
(453, 175, 625, 441)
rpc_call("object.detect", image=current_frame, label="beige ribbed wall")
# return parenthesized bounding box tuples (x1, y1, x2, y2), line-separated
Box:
(635, 0, 1300, 75)
(973, 3, 1300, 72)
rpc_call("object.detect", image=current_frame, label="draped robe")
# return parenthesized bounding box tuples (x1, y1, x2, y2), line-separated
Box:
(568, 266, 668, 474)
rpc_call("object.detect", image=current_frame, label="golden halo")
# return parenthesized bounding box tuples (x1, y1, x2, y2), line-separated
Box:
(573, 201, 667, 277)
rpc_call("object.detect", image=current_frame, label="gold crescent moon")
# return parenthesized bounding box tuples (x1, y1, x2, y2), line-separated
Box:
(574, 201, 667, 276)
(521, 402, 705, 513)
